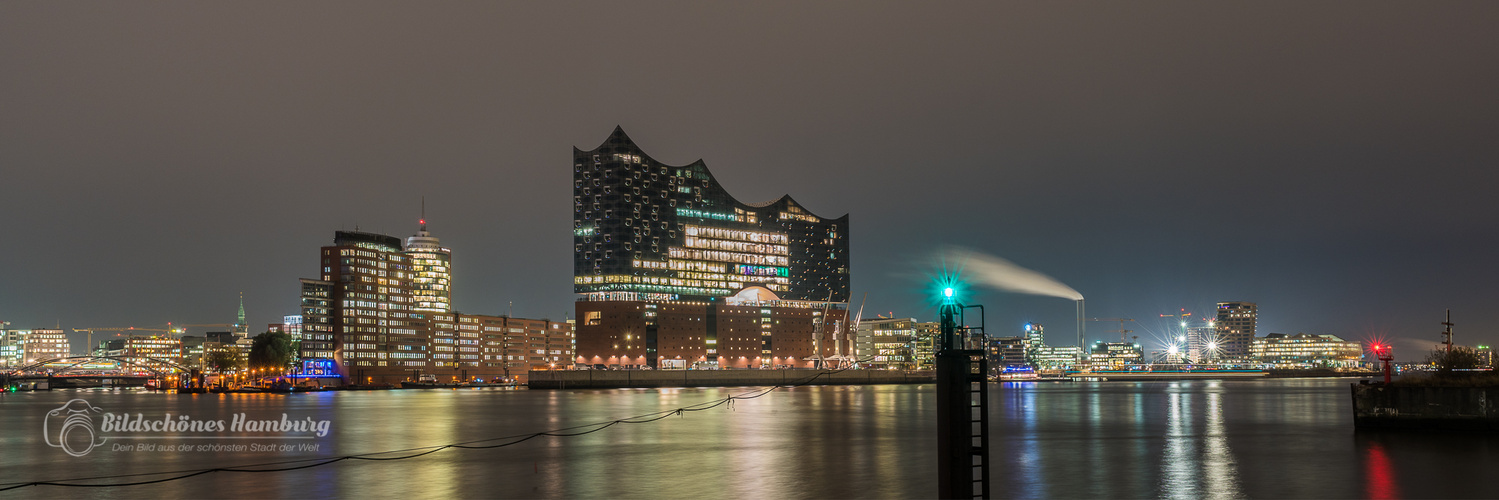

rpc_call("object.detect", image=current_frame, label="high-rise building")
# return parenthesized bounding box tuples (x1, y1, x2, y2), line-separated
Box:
(1216, 301, 1257, 359)
(1187, 321, 1216, 362)
(913, 321, 939, 370)
(406, 217, 452, 313)
(572, 128, 852, 369)
(1022, 323, 1045, 358)
(299, 227, 572, 384)
(301, 230, 422, 382)
(299, 279, 334, 359)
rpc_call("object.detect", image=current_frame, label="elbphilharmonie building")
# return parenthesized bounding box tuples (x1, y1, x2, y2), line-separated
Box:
(573, 127, 852, 369)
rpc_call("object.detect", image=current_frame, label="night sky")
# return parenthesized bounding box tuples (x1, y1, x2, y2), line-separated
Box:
(3, 2, 1496, 360)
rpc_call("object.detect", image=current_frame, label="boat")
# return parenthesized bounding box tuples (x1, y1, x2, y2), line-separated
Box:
(400, 374, 464, 389)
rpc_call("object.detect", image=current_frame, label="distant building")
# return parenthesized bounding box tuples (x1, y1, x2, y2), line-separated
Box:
(298, 227, 572, 384)
(857, 318, 919, 370)
(205, 331, 240, 345)
(299, 279, 334, 359)
(267, 315, 303, 340)
(1020, 323, 1084, 370)
(121, 335, 183, 371)
(1022, 323, 1045, 358)
(446, 314, 573, 383)
(1186, 322, 1216, 362)
(1477, 345, 1494, 369)
(1032, 346, 1083, 370)
(1216, 302, 1257, 359)
(1089, 341, 1143, 370)
(180, 335, 206, 365)
(0, 329, 26, 367)
(21, 329, 71, 363)
(913, 321, 939, 370)
(987, 336, 1028, 373)
(1250, 333, 1363, 368)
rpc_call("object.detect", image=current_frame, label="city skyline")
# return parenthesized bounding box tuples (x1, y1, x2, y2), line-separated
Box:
(3, 3, 1497, 360)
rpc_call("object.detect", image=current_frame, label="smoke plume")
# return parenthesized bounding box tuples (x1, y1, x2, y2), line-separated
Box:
(939, 246, 1084, 300)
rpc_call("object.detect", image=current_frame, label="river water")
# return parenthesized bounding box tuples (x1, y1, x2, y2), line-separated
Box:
(2, 378, 1495, 499)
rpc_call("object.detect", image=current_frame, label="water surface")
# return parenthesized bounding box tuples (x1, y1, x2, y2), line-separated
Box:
(2, 378, 1494, 498)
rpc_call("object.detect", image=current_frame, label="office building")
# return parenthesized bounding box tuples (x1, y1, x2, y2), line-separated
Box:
(1216, 301, 1257, 359)
(1019, 323, 1084, 370)
(300, 230, 422, 382)
(987, 336, 1028, 372)
(1089, 341, 1144, 370)
(1, 329, 27, 367)
(20, 329, 71, 364)
(1250, 333, 1363, 368)
(121, 335, 183, 371)
(913, 321, 939, 370)
(1187, 321, 1216, 362)
(268, 315, 304, 341)
(572, 128, 851, 369)
(857, 318, 919, 370)
(406, 218, 453, 313)
(299, 226, 572, 384)
(1031, 346, 1084, 370)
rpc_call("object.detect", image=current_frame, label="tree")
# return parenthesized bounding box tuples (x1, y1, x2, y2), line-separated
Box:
(1426, 347, 1483, 373)
(248, 331, 296, 370)
(206, 347, 243, 374)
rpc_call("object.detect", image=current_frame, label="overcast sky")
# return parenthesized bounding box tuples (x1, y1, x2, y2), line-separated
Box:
(3, 2, 1496, 359)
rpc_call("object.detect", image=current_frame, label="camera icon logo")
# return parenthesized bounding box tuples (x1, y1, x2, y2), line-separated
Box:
(44, 399, 106, 457)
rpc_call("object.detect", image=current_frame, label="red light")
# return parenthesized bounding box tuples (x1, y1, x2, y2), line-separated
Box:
(420, 219, 426, 225)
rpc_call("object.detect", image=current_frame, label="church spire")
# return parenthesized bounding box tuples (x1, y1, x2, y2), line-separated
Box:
(235, 292, 247, 335)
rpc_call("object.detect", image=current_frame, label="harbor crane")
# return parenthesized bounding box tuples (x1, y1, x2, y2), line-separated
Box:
(175, 324, 236, 334)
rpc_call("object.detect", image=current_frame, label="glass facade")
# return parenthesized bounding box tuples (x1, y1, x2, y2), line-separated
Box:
(573, 127, 849, 303)
(406, 224, 452, 313)
(1250, 333, 1364, 368)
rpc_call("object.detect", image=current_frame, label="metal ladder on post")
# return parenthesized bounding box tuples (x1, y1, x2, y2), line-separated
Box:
(968, 352, 990, 499)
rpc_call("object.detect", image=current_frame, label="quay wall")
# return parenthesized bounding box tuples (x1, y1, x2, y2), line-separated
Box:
(1351, 383, 1499, 431)
(528, 369, 935, 389)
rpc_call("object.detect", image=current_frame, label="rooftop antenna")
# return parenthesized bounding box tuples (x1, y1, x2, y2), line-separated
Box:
(420, 196, 427, 232)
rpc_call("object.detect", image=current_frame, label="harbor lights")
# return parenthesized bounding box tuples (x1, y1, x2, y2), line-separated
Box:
(1371, 343, 1394, 384)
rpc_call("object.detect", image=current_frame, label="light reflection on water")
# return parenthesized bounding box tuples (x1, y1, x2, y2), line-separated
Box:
(3, 379, 1497, 498)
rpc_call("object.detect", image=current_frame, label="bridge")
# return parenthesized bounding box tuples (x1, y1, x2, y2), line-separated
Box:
(4, 355, 200, 391)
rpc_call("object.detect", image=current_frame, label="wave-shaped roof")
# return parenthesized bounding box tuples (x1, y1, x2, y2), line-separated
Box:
(580, 126, 847, 222)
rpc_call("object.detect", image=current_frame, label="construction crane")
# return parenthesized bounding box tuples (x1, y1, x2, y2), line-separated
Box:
(175, 324, 235, 334)
(73, 326, 183, 354)
(1086, 318, 1136, 343)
